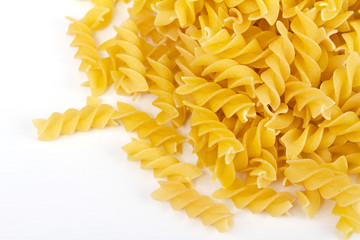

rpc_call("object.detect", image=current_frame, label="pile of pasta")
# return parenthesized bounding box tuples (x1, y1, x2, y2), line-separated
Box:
(33, 0, 360, 238)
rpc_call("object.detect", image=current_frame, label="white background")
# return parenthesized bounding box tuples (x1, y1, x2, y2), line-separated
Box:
(0, 1, 358, 239)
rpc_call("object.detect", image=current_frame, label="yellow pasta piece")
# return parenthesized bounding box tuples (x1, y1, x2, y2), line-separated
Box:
(212, 178, 295, 217)
(176, 76, 256, 123)
(122, 138, 202, 184)
(151, 180, 234, 233)
(333, 204, 360, 240)
(295, 189, 322, 219)
(112, 102, 186, 154)
(285, 158, 360, 207)
(33, 97, 118, 141)
(147, 55, 187, 127)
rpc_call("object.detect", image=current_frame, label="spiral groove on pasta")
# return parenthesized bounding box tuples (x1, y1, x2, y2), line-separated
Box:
(112, 102, 186, 154)
(285, 158, 360, 207)
(147, 55, 187, 127)
(151, 180, 234, 233)
(186, 102, 245, 187)
(33, 97, 118, 141)
(333, 204, 360, 240)
(212, 178, 295, 217)
(295, 189, 322, 219)
(245, 147, 278, 188)
(255, 21, 295, 111)
(110, 19, 149, 95)
(176, 76, 256, 123)
(122, 138, 202, 184)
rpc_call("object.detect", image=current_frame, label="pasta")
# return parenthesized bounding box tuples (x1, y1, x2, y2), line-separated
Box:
(33, 97, 118, 141)
(122, 138, 202, 185)
(151, 180, 234, 233)
(34, 0, 360, 238)
(212, 178, 296, 217)
(112, 102, 186, 154)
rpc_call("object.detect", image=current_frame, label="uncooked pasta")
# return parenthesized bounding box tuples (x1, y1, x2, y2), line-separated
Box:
(34, 0, 360, 238)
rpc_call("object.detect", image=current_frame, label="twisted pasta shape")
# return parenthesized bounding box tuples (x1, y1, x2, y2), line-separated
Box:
(212, 178, 296, 217)
(319, 108, 360, 143)
(247, 0, 280, 25)
(285, 80, 335, 120)
(67, 18, 100, 73)
(122, 138, 202, 184)
(194, 55, 262, 98)
(291, 9, 329, 87)
(342, 92, 360, 116)
(333, 204, 360, 240)
(255, 21, 295, 111)
(280, 124, 331, 159)
(284, 158, 360, 207)
(176, 76, 256, 123)
(67, 18, 112, 96)
(110, 20, 149, 95)
(295, 189, 322, 219)
(187, 102, 244, 165)
(112, 102, 186, 154)
(242, 118, 277, 158)
(186, 102, 245, 187)
(147, 55, 187, 127)
(342, 20, 360, 54)
(81, 0, 116, 31)
(246, 148, 278, 188)
(321, 52, 360, 106)
(33, 97, 118, 141)
(151, 180, 234, 233)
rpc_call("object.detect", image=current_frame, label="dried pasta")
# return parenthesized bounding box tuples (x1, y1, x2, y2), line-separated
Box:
(34, 0, 360, 238)
(33, 97, 118, 141)
(151, 180, 234, 233)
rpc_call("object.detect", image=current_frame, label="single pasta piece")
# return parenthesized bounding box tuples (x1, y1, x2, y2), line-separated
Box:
(285, 158, 360, 207)
(151, 180, 234, 233)
(122, 138, 202, 185)
(333, 204, 360, 240)
(295, 189, 322, 219)
(176, 76, 256, 123)
(33, 97, 118, 141)
(147, 55, 187, 127)
(112, 102, 186, 154)
(212, 178, 295, 217)
(80, 0, 117, 31)
(67, 17, 113, 96)
(246, 147, 278, 188)
(111, 20, 149, 95)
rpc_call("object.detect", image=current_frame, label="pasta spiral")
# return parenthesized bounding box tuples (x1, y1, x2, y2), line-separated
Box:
(151, 180, 234, 233)
(291, 9, 328, 87)
(245, 148, 278, 188)
(320, 52, 360, 105)
(176, 76, 256, 123)
(212, 178, 296, 217)
(33, 97, 118, 141)
(255, 21, 295, 111)
(284, 158, 360, 207)
(333, 204, 360, 240)
(122, 138, 202, 184)
(81, 0, 116, 31)
(319, 108, 360, 143)
(67, 17, 113, 96)
(147, 55, 187, 127)
(295, 189, 322, 219)
(112, 102, 186, 154)
(111, 20, 149, 95)
(284, 80, 335, 120)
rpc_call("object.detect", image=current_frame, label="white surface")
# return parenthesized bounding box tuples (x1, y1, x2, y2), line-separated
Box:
(0, 1, 358, 240)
